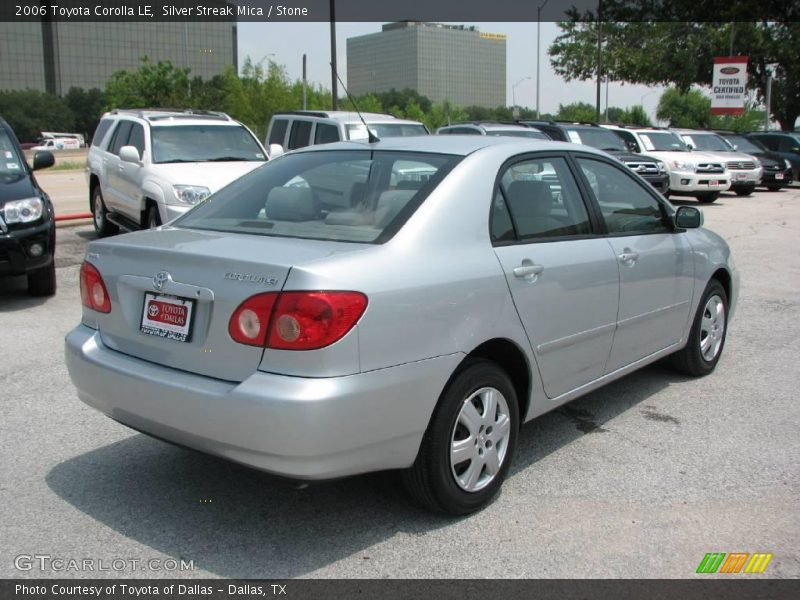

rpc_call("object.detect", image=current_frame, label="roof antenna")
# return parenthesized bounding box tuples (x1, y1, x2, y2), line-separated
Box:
(329, 61, 379, 143)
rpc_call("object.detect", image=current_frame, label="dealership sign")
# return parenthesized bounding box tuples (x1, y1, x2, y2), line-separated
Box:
(711, 56, 749, 115)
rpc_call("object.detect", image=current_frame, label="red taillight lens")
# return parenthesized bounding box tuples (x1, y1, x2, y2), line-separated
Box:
(268, 291, 368, 350)
(229, 292, 279, 347)
(227, 291, 368, 350)
(79, 261, 111, 313)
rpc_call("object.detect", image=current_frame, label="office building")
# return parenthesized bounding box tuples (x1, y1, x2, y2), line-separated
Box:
(347, 22, 507, 109)
(0, 21, 237, 95)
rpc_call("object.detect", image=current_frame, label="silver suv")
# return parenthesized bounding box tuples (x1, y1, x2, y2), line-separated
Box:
(265, 110, 429, 157)
(87, 109, 267, 236)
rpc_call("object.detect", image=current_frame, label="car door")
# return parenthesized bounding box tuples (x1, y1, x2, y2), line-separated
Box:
(113, 121, 147, 221)
(103, 120, 133, 212)
(492, 154, 620, 399)
(574, 156, 694, 372)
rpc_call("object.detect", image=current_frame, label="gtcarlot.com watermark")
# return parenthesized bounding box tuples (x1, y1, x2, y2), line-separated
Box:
(14, 554, 195, 573)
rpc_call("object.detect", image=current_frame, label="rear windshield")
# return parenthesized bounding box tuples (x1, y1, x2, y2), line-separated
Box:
(0, 128, 24, 178)
(346, 123, 429, 140)
(175, 150, 461, 244)
(151, 124, 266, 163)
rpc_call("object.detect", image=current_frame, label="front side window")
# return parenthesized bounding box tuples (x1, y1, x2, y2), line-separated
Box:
(109, 121, 133, 155)
(314, 123, 340, 144)
(92, 119, 114, 148)
(493, 156, 591, 241)
(150, 125, 265, 163)
(127, 123, 145, 156)
(577, 157, 669, 235)
(175, 150, 461, 244)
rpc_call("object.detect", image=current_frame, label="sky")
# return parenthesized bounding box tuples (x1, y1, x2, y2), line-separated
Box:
(237, 22, 668, 121)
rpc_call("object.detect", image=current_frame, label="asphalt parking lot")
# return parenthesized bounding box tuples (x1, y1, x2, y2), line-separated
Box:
(1, 186, 798, 579)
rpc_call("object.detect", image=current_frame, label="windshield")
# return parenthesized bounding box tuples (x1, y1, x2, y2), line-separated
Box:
(0, 129, 25, 178)
(725, 136, 765, 153)
(486, 130, 549, 139)
(346, 123, 428, 140)
(638, 132, 688, 151)
(151, 125, 266, 163)
(175, 150, 461, 244)
(681, 133, 732, 152)
(565, 128, 627, 151)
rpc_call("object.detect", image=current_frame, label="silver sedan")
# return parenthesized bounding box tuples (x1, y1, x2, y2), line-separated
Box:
(65, 136, 738, 515)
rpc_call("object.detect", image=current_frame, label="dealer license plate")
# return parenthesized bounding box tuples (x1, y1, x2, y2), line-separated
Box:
(140, 293, 195, 342)
(775, 173, 784, 180)
(709, 180, 719, 186)
(736, 173, 749, 181)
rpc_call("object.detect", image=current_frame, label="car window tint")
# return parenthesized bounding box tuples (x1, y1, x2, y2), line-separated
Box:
(498, 156, 591, 240)
(92, 119, 114, 148)
(127, 123, 145, 156)
(751, 135, 776, 151)
(287, 120, 313, 150)
(109, 121, 133, 155)
(268, 119, 288, 146)
(314, 123, 340, 144)
(490, 189, 515, 242)
(577, 157, 669, 234)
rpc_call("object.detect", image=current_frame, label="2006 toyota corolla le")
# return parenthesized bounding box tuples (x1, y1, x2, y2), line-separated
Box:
(65, 136, 738, 515)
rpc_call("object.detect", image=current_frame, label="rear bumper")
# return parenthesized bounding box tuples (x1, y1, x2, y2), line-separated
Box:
(65, 325, 460, 480)
(0, 219, 55, 276)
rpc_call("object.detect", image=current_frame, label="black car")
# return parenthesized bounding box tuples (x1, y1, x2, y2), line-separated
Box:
(0, 117, 56, 296)
(519, 121, 670, 194)
(716, 132, 793, 191)
(745, 131, 800, 183)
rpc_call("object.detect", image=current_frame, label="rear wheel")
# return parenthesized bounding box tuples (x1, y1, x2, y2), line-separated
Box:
(402, 359, 519, 515)
(670, 279, 728, 377)
(27, 260, 56, 296)
(92, 186, 117, 237)
(697, 192, 719, 204)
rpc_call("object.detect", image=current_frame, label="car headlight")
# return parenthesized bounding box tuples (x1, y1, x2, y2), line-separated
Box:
(1, 197, 43, 224)
(173, 185, 211, 206)
(671, 160, 695, 171)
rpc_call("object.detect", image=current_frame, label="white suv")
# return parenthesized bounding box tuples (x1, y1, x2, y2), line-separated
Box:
(602, 125, 730, 203)
(265, 111, 429, 157)
(87, 109, 267, 236)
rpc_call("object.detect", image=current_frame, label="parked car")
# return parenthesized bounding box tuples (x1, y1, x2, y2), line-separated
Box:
(518, 121, 669, 194)
(66, 136, 737, 515)
(671, 129, 762, 196)
(32, 137, 81, 151)
(602, 125, 730, 203)
(715, 132, 793, 191)
(266, 110, 429, 157)
(87, 109, 267, 237)
(0, 116, 56, 295)
(745, 131, 800, 182)
(437, 122, 550, 139)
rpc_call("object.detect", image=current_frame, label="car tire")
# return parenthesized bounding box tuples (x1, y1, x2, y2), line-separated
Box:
(697, 192, 719, 203)
(734, 186, 755, 197)
(27, 260, 56, 297)
(670, 279, 728, 377)
(766, 186, 782, 192)
(402, 359, 519, 515)
(145, 204, 161, 229)
(92, 186, 117, 237)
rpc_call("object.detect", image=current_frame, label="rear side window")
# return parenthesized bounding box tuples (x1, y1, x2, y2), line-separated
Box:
(287, 120, 312, 150)
(109, 121, 133, 155)
(577, 157, 669, 234)
(175, 150, 462, 244)
(92, 119, 114, 148)
(495, 156, 591, 241)
(314, 123, 340, 144)
(268, 118, 288, 146)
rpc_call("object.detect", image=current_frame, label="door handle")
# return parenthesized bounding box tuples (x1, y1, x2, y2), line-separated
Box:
(618, 249, 639, 265)
(513, 263, 544, 278)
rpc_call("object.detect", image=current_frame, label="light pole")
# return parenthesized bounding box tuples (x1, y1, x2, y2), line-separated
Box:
(536, 0, 549, 119)
(512, 76, 532, 109)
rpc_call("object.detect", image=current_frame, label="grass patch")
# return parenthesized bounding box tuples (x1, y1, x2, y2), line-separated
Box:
(50, 161, 86, 171)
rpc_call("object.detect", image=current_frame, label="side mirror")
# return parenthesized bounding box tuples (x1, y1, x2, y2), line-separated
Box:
(626, 142, 638, 153)
(31, 150, 55, 171)
(119, 145, 141, 164)
(268, 143, 284, 159)
(732, 144, 739, 151)
(686, 143, 694, 150)
(675, 205, 703, 229)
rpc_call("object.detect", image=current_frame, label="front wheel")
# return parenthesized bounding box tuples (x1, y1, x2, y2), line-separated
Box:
(697, 192, 719, 203)
(402, 359, 519, 515)
(27, 260, 56, 296)
(145, 204, 162, 229)
(670, 279, 728, 376)
(92, 186, 117, 237)
(734, 186, 755, 197)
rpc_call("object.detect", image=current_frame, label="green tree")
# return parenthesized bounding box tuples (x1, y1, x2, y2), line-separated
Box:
(64, 87, 106, 141)
(619, 105, 652, 127)
(0, 90, 74, 141)
(549, 19, 800, 130)
(656, 88, 713, 128)
(556, 102, 597, 122)
(104, 57, 191, 109)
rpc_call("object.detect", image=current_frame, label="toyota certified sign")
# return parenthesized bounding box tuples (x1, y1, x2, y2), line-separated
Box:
(711, 56, 749, 116)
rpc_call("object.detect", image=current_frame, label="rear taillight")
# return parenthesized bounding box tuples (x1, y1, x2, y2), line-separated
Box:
(79, 261, 111, 313)
(228, 291, 368, 350)
(229, 292, 279, 347)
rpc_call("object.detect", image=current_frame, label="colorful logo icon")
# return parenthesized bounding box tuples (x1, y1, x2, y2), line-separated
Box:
(696, 552, 772, 574)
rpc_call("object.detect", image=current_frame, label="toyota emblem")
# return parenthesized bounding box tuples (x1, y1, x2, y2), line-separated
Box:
(153, 271, 171, 291)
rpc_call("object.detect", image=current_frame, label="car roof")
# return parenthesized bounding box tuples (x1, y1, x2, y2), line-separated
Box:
(672, 129, 719, 135)
(272, 110, 422, 126)
(295, 134, 602, 157)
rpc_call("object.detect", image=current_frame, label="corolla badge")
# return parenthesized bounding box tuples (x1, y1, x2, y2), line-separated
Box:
(153, 271, 172, 291)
